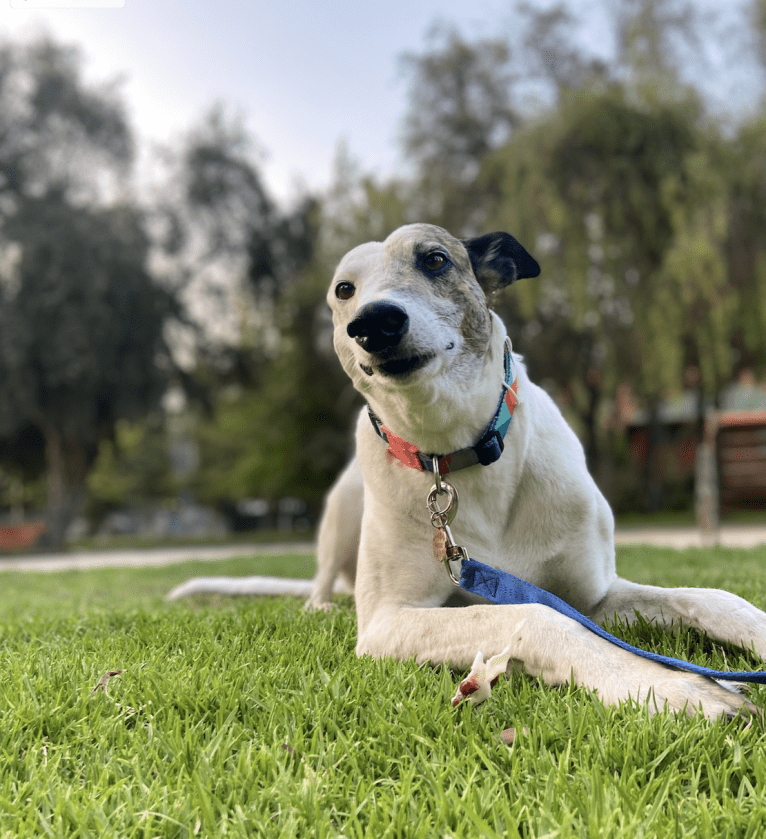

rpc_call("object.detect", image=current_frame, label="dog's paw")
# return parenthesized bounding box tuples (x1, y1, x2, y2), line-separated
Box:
(303, 597, 336, 612)
(451, 645, 513, 707)
(525, 606, 760, 720)
(610, 670, 759, 720)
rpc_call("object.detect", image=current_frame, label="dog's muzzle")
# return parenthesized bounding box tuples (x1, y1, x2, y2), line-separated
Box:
(347, 302, 409, 354)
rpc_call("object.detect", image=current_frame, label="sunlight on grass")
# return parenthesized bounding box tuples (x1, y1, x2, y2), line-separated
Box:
(0, 546, 764, 836)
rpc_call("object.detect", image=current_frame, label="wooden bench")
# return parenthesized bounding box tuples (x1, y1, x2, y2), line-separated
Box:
(696, 410, 766, 535)
(717, 410, 766, 510)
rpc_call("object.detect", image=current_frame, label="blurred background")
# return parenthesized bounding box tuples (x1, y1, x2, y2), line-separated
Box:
(1, 0, 766, 553)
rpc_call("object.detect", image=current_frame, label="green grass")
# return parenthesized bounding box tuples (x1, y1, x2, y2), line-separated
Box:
(66, 529, 315, 554)
(1, 548, 765, 837)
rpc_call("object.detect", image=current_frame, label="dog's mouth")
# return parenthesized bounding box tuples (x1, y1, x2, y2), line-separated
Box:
(360, 353, 434, 379)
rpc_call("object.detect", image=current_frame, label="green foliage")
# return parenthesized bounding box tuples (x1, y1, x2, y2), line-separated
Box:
(0, 546, 764, 836)
(186, 144, 420, 508)
(191, 281, 356, 508)
(485, 89, 717, 396)
(86, 416, 176, 520)
(728, 115, 766, 371)
(180, 105, 273, 261)
(320, 144, 414, 261)
(0, 37, 132, 201)
(171, 104, 320, 321)
(157, 107, 356, 510)
(0, 196, 176, 440)
(401, 26, 517, 173)
(0, 192, 179, 544)
(400, 26, 517, 233)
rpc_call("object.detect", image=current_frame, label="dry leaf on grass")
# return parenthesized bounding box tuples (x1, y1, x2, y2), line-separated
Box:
(498, 727, 529, 745)
(92, 670, 124, 693)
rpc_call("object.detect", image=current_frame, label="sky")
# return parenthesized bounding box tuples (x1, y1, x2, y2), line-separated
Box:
(0, 0, 758, 207)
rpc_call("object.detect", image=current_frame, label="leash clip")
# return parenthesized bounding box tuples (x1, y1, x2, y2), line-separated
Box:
(427, 461, 465, 586)
(443, 544, 468, 585)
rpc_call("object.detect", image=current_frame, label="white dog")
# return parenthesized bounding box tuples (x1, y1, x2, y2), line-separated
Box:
(309, 222, 766, 718)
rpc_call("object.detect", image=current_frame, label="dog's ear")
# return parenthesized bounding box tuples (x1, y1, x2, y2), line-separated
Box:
(462, 232, 540, 294)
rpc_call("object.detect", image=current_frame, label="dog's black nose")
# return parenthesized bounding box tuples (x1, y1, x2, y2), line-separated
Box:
(347, 302, 409, 353)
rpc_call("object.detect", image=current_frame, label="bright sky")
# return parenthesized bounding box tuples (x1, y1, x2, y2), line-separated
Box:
(0, 0, 757, 207)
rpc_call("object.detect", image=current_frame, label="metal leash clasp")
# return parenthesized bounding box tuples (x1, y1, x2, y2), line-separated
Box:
(427, 456, 468, 586)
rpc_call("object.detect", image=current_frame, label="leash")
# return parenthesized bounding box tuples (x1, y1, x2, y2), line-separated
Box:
(374, 337, 766, 685)
(459, 558, 766, 684)
(429, 480, 766, 683)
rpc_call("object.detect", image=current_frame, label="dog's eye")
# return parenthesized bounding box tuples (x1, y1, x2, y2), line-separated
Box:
(335, 282, 355, 301)
(422, 251, 448, 273)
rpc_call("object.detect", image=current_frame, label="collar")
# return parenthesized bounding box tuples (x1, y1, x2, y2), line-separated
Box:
(367, 338, 518, 475)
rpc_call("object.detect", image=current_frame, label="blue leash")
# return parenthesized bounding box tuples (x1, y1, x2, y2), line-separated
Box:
(459, 558, 766, 684)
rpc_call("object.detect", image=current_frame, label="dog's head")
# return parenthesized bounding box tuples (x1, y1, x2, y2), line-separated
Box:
(327, 223, 539, 398)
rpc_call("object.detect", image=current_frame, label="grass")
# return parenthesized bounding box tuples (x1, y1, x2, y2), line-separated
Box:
(63, 529, 315, 555)
(0, 547, 765, 837)
(614, 509, 766, 528)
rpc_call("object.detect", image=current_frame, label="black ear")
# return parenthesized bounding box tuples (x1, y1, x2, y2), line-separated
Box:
(462, 232, 540, 294)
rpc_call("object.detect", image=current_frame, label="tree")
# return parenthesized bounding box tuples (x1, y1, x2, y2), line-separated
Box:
(728, 2, 766, 377)
(86, 415, 175, 524)
(402, 26, 518, 173)
(0, 37, 132, 206)
(612, 0, 701, 104)
(482, 83, 742, 508)
(401, 26, 518, 232)
(150, 106, 351, 510)
(0, 36, 174, 544)
(152, 105, 321, 380)
(727, 116, 766, 377)
(519, 2, 610, 97)
(0, 193, 179, 547)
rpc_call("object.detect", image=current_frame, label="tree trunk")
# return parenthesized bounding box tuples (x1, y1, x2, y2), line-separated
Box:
(583, 367, 601, 476)
(695, 392, 719, 544)
(37, 424, 87, 551)
(645, 401, 664, 513)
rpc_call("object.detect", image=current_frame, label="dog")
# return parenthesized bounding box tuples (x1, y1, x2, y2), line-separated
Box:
(308, 222, 766, 718)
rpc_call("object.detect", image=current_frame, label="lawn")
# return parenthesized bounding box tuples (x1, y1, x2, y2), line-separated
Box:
(0, 546, 765, 838)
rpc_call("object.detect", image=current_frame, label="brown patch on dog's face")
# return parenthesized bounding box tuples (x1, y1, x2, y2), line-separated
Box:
(451, 276, 494, 357)
(381, 225, 494, 358)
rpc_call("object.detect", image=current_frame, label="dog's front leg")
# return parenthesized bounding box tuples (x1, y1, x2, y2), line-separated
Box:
(591, 578, 766, 660)
(306, 459, 363, 610)
(357, 602, 756, 719)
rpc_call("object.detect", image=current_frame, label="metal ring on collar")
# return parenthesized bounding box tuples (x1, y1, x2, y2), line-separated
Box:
(431, 455, 448, 495)
(427, 482, 458, 526)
